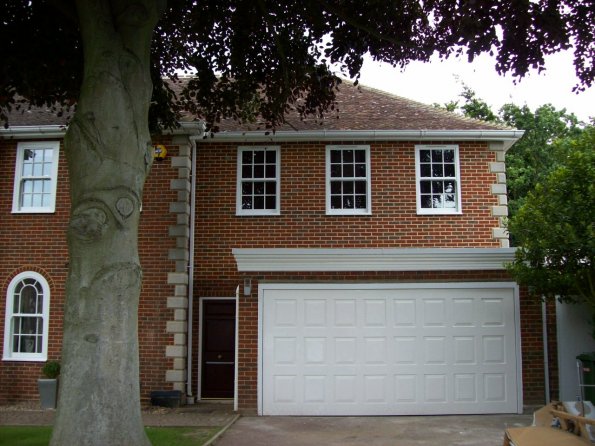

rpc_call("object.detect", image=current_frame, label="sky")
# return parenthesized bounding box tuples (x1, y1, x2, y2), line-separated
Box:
(358, 49, 594, 122)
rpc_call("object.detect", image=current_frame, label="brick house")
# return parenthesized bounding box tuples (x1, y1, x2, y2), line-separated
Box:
(0, 83, 554, 414)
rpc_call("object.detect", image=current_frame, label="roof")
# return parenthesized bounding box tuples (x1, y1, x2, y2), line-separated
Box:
(2, 80, 518, 142)
(213, 81, 511, 133)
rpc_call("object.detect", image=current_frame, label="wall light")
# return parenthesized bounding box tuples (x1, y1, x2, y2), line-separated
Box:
(243, 278, 252, 296)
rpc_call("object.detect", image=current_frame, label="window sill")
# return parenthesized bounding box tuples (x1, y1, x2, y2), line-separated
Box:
(236, 211, 281, 217)
(12, 208, 56, 214)
(2, 355, 48, 362)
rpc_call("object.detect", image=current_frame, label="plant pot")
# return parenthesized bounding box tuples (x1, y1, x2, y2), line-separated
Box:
(150, 390, 182, 408)
(38, 378, 58, 409)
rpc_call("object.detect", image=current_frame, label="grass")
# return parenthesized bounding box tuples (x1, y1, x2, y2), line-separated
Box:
(0, 426, 222, 446)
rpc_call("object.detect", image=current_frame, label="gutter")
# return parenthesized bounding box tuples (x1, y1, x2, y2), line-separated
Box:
(0, 121, 203, 138)
(0, 125, 67, 139)
(200, 129, 525, 151)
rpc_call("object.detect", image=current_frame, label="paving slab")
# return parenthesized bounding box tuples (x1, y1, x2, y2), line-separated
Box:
(0, 402, 237, 427)
(212, 414, 533, 446)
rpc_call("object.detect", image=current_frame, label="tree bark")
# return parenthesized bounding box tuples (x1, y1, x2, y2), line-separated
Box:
(51, 1, 163, 445)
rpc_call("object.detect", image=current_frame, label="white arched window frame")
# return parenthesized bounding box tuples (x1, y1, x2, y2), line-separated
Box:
(3, 272, 50, 361)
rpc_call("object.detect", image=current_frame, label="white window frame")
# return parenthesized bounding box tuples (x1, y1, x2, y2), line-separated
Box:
(326, 145, 372, 215)
(12, 141, 60, 214)
(3, 271, 51, 362)
(415, 144, 462, 215)
(236, 146, 281, 216)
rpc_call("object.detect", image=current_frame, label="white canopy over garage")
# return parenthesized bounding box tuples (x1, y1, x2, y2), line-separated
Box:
(258, 283, 521, 416)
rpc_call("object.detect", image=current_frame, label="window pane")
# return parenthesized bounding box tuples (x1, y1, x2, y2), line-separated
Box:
(330, 196, 341, 209)
(20, 285, 38, 313)
(23, 180, 34, 193)
(254, 150, 264, 163)
(253, 165, 264, 178)
(330, 181, 341, 194)
(265, 182, 276, 194)
(265, 196, 276, 209)
(444, 164, 455, 177)
(33, 162, 43, 176)
(444, 181, 456, 193)
(22, 317, 37, 334)
(265, 165, 276, 178)
(254, 196, 264, 209)
(343, 181, 354, 194)
(342, 150, 354, 163)
(242, 151, 252, 164)
(355, 163, 366, 177)
(443, 150, 454, 162)
(355, 181, 366, 194)
(355, 150, 366, 163)
(242, 197, 252, 209)
(355, 195, 366, 209)
(330, 164, 341, 177)
(330, 150, 341, 163)
(432, 165, 443, 177)
(343, 164, 354, 177)
(432, 181, 444, 193)
(342, 196, 354, 209)
(420, 164, 431, 177)
(20, 335, 37, 353)
(420, 181, 431, 194)
(242, 165, 252, 179)
(265, 150, 276, 163)
(419, 150, 431, 162)
(32, 194, 42, 207)
(444, 194, 456, 208)
(421, 195, 432, 208)
(432, 196, 443, 208)
(23, 163, 33, 176)
(254, 182, 265, 195)
(242, 182, 252, 195)
(431, 150, 443, 162)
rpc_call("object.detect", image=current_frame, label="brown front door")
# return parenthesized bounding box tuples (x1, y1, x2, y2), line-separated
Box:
(201, 300, 235, 399)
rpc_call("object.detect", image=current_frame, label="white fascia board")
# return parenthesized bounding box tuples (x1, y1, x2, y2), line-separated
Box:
(1, 121, 206, 139)
(233, 247, 517, 272)
(0, 125, 67, 139)
(201, 129, 525, 145)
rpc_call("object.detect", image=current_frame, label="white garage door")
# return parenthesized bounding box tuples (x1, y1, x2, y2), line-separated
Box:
(259, 283, 521, 415)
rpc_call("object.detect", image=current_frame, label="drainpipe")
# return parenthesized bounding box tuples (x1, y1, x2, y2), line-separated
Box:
(542, 300, 551, 403)
(186, 131, 202, 403)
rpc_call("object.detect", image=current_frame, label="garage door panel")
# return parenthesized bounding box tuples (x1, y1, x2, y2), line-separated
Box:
(261, 284, 519, 415)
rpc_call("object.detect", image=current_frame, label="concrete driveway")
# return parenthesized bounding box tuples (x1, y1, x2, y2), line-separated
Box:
(213, 414, 532, 446)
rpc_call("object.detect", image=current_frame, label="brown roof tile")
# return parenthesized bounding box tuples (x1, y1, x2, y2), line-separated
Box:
(3, 80, 510, 132)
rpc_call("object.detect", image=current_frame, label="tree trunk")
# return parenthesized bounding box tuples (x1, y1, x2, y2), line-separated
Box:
(51, 2, 163, 445)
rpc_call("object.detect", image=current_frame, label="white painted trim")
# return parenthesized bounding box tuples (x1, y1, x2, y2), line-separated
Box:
(257, 281, 522, 416)
(3, 271, 51, 362)
(197, 297, 237, 401)
(514, 283, 524, 414)
(0, 126, 67, 139)
(236, 146, 281, 216)
(12, 141, 60, 214)
(200, 129, 524, 149)
(233, 247, 517, 272)
(234, 287, 240, 412)
(0, 121, 205, 139)
(325, 145, 372, 215)
(415, 144, 462, 215)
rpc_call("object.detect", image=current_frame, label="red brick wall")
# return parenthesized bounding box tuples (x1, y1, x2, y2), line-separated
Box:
(192, 140, 547, 410)
(0, 139, 69, 403)
(1, 136, 549, 410)
(0, 138, 180, 404)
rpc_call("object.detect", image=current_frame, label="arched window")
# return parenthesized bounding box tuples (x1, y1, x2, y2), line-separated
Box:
(3, 272, 50, 361)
